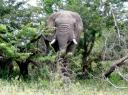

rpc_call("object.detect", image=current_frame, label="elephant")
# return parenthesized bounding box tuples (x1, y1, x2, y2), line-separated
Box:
(47, 10, 83, 55)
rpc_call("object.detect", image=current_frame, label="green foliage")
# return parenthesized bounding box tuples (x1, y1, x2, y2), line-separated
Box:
(65, 0, 105, 73)
(0, 43, 16, 58)
(0, 25, 7, 33)
(0, 24, 32, 61)
(42, 0, 61, 14)
(0, 0, 10, 17)
(34, 55, 56, 63)
(16, 25, 38, 46)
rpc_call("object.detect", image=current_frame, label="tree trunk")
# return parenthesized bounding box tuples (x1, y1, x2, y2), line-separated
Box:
(103, 54, 128, 78)
(82, 32, 96, 78)
(18, 62, 29, 77)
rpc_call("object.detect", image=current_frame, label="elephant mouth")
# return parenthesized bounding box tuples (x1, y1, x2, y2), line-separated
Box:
(50, 38, 77, 45)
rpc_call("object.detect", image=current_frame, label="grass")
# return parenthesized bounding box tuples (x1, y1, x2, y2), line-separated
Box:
(0, 57, 128, 95)
(0, 61, 128, 95)
(0, 76, 128, 95)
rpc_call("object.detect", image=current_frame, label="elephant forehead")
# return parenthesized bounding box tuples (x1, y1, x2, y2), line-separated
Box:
(55, 15, 76, 24)
(57, 31, 69, 35)
(57, 23, 74, 29)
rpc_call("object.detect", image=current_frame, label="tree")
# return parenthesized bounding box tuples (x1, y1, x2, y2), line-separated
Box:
(0, 0, 46, 77)
(0, 0, 128, 79)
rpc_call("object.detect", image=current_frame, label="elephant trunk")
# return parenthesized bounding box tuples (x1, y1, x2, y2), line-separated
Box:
(50, 37, 77, 45)
(50, 32, 78, 45)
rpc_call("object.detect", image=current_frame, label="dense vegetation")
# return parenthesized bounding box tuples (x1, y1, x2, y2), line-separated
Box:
(0, 0, 128, 94)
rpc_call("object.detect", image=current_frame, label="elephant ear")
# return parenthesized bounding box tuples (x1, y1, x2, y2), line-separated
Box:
(47, 12, 60, 28)
(71, 12, 83, 33)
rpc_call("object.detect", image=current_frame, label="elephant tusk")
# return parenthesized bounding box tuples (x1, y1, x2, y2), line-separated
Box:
(50, 39, 56, 45)
(73, 39, 77, 45)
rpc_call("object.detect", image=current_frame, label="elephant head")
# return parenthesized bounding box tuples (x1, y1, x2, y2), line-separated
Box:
(47, 11, 83, 54)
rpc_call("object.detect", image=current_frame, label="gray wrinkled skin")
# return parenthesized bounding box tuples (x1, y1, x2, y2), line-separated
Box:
(47, 11, 83, 54)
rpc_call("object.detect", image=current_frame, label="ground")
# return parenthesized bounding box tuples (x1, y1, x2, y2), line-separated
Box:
(0, 78, 128, 95)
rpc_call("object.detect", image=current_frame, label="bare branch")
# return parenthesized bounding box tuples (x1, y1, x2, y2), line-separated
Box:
(103, 54, 128, 77)
(109, 3, 121, 39)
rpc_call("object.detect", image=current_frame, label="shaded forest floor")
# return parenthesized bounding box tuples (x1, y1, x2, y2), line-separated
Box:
(0, 77, 128, 95)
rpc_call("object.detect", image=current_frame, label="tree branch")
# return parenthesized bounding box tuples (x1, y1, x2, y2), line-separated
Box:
(103, 54, 128, 78)
(109, 3, 121, 38)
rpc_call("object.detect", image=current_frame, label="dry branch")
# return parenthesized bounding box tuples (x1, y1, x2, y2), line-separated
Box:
(103, 54, 128, 78)
(109, 3, 121, 38)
